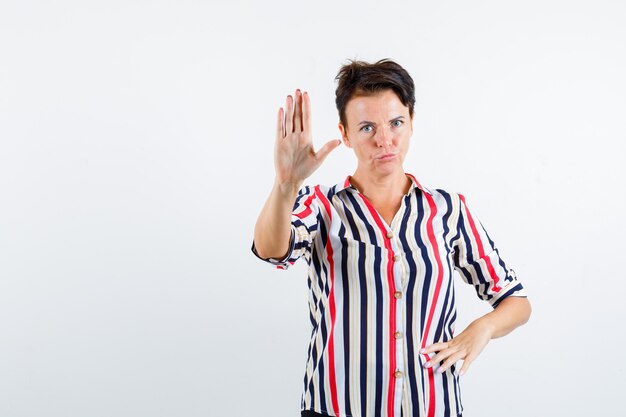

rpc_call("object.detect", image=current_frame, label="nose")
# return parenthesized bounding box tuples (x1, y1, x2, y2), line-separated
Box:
(374, 126, 393, 148)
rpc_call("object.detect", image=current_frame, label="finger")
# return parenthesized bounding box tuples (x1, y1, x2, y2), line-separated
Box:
(421, 342, 449, 355)
(459, 358, 472, 376)
(285, 95, 293, 134)
(424, 342, 461, 368)
(276, 107, 284, 141)
(315, 139, 341, 163)
(303, 91, 311, 133)
(436, 351, 465, 374)
(293, 89, 303, 132)
(424, 348, 454, 368)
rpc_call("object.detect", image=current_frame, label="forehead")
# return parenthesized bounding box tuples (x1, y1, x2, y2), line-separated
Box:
(344, 89, 409, 120)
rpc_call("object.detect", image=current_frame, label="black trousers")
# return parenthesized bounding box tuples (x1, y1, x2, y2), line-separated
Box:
(302, 410, 462, 417)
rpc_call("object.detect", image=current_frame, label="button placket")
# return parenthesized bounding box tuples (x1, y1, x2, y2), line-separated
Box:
(391, 232, 408, 412)
(387, 229, 406, 291)
(387, 225, 407, 411)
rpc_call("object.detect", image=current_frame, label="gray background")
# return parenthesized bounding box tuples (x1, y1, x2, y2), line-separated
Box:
(1, 0, 624, 416)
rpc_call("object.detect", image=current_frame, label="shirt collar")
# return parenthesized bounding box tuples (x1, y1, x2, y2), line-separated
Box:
(335, 173, 432, 196)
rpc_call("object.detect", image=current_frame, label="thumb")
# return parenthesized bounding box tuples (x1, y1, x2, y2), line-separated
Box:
(315, 139, 341, 162)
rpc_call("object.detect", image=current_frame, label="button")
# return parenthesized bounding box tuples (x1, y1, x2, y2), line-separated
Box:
(393, 254, 401, 262)
(386, 231, 393, 239)
(394, 370, 403, 378)
(394, 331, 403, 339)
(394, 291, 402, 299)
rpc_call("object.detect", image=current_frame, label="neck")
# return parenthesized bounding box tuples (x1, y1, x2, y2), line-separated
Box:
(350, 168, 410, 201)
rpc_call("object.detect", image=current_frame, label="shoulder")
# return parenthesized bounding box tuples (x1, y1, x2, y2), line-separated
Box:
(416, 186, 468, 224)
(429, 187, 456, 198)
(421, 186, 463, 206)
(297, 183, 346, 201)
(406, 174, 459, 204)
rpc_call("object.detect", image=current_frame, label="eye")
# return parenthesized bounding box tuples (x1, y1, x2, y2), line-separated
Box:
(360, 125, 374, 133)
(391, 119, 404, 127)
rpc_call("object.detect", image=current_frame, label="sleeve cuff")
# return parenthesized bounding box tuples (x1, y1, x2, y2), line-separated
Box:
(250, 228, 296, 270)
(490, 281, 527, 309)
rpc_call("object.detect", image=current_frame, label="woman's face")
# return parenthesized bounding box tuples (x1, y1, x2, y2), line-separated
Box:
(338, 89, 413, 177)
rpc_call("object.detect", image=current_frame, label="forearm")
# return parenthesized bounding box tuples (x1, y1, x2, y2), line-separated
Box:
(476, 296, 532, 339)
(253, 180, 302, 259)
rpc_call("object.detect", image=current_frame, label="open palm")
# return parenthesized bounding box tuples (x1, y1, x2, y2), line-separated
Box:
(274, 89, 340, 185)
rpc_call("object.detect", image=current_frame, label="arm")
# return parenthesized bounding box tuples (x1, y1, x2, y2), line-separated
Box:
(422, 296, 532, 375)
(475, 295, 532, 338)
(253, 180, 301, 260)
(253, 89, 340, 260)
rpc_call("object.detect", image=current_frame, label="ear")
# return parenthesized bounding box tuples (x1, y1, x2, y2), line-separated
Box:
(338, 123, 351, 148)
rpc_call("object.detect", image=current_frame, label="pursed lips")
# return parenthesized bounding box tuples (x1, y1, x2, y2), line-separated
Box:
(375, 153, 397, 160)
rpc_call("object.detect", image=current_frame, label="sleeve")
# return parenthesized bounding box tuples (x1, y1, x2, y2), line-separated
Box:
(451, 193, 527, 308)
(251, 185, 320, 270)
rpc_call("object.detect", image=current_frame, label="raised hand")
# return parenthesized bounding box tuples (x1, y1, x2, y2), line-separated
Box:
(274, 89, 341, 186)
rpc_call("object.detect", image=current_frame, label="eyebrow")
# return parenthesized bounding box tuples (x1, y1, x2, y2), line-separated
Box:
(357, 116, 406, 126)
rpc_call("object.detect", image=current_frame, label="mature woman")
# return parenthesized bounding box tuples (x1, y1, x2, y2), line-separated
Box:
(252, 59, 531, 417)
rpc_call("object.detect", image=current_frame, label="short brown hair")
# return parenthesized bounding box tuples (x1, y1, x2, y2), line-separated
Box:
(335, 58, 416, 128)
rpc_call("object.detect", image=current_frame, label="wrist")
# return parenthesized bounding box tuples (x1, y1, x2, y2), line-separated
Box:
(274, 179, 303, 196)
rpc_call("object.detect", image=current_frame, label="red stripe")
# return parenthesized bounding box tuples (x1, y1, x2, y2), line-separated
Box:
(357, 194, 397, 417)
(294, 193, 317, 219)
(459, 194, 502, 292)
(314, 186, 340, 416)
(420, 193, 445, 417)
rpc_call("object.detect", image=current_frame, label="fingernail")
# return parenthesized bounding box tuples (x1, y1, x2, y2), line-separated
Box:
(424, 362, 431, 368)
(437, 367, 444, 373)
(420, 348, 425, 354)
(459, 370, 465, 376)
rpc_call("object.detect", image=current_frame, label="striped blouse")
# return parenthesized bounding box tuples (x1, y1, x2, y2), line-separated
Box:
(252, 173, 526, 417)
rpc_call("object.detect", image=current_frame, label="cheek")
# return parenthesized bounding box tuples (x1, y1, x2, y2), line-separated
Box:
(395, 136, 410, 152)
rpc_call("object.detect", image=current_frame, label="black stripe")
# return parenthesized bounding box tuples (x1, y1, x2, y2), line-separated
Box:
(345, 190, 378, 245)
(492, 287, 525, 309)
(399, 192, 422, 413)
(341, 199, 362, 241)
(339, 223, 352, 414)
(357, 241, 368, 416)
(293, 185, 313, 208)
(445, 292, 457, 340)
(482, 224, 519, 290)
(318, 316, 327, 411)
(433, 285, 452, 348)
(373, 245, 384, 417)
(454, 368, 462, 416)
(442, 367, 451, 417)
(309, 340, 318, 409)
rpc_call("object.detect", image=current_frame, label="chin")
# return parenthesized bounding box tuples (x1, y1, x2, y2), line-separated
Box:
(374, 162, 400, 175)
